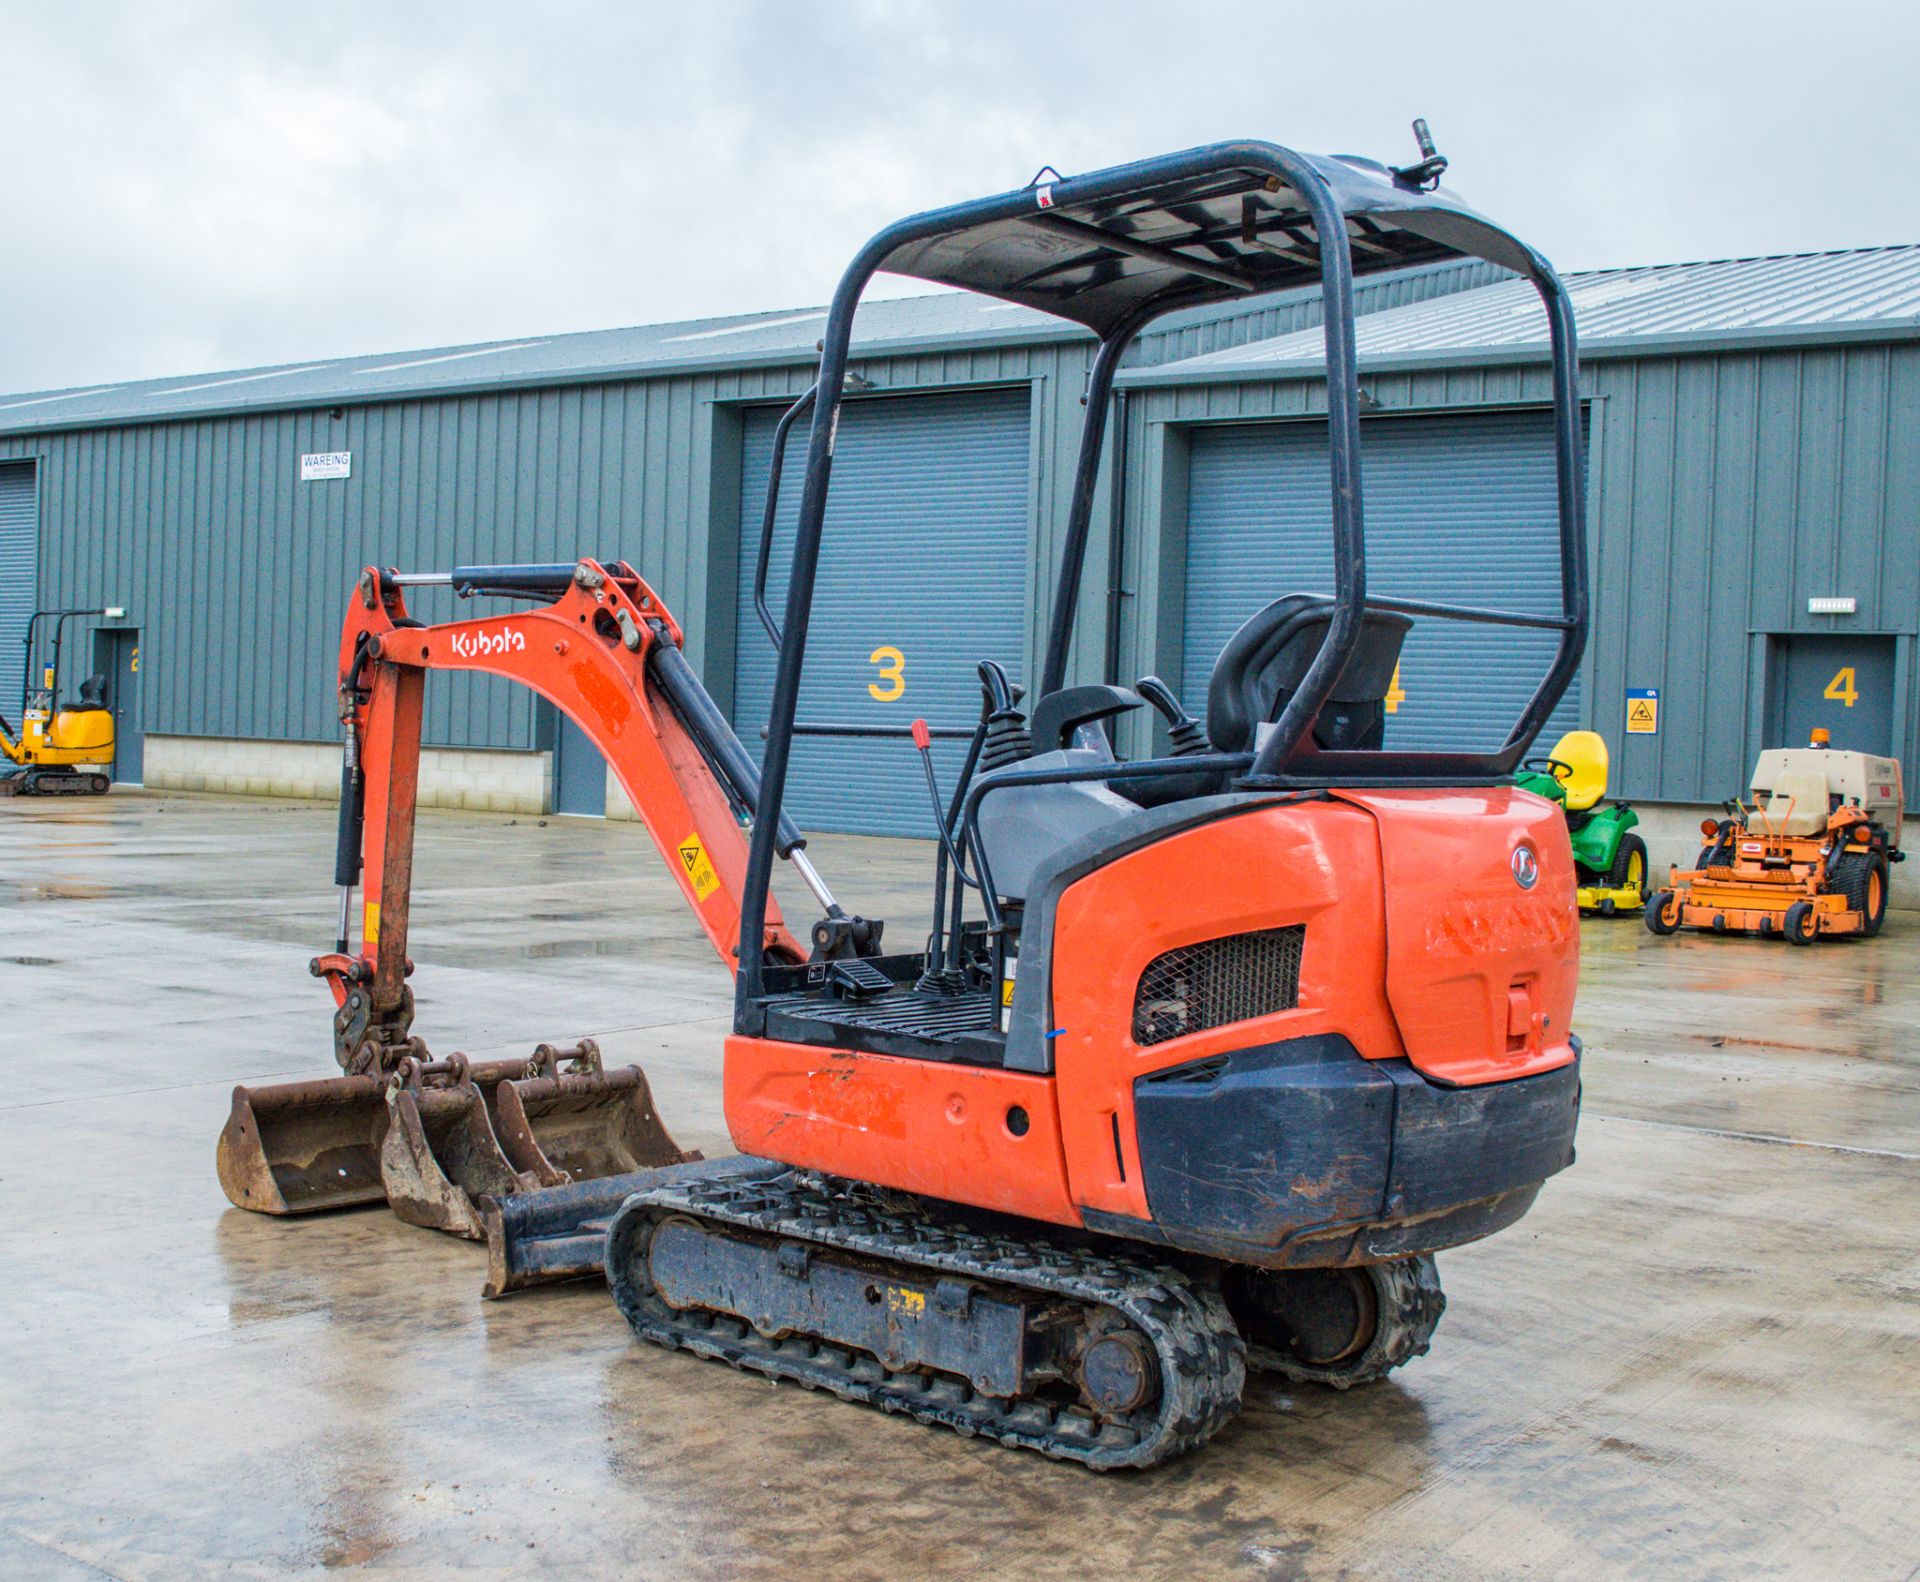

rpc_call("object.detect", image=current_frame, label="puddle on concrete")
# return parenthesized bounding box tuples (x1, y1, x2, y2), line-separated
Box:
(520, 938, 646, 959)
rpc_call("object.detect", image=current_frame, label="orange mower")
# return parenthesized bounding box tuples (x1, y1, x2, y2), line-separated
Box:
(1647, 730, 1904, 944)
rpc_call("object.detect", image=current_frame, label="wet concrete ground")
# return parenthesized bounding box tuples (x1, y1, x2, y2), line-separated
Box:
(2, 792, 1916, 1582)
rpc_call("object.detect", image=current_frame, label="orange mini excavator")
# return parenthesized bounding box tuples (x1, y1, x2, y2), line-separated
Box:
(219, 128, 1588, 1469)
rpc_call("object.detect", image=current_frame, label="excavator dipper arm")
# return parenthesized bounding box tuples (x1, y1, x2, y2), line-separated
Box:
(317, 559, 808, 1062)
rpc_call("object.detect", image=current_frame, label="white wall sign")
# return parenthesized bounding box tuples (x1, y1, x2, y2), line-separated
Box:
(300, 451, 352, 482)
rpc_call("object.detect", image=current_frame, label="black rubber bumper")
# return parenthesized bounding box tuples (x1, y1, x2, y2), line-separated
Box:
(1083, 1033, 1581, 1270)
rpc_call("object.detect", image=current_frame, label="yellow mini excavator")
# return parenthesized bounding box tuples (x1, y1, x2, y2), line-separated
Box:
(1, 606, 120, 796)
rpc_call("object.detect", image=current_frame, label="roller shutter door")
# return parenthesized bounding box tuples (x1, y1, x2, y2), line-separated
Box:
(736, 388, 1031, 836)
(0, 462, 35, 717)
(1183, 410, 1580, 756)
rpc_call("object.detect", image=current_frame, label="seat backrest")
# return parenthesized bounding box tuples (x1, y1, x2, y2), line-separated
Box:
(1207, 594, 1412, 756)
(1762, 768, 1830, 837)
(1547, 729, 1609, 812)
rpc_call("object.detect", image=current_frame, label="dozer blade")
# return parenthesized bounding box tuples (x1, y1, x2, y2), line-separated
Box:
(478, 1041, 702, 1296)
(482, 1171, 662, 1297)
(216, 1074, 389, 1215)
(379, 1054, 543, 1241)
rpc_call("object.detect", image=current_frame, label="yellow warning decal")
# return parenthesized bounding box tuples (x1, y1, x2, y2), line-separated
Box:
(1002, 976, 1017, 1008)
(677, 832, 722, 901)
(883, 1285, 926, 1318)
(1626, 688, 1660, 735)
(363, 901, 381, 946)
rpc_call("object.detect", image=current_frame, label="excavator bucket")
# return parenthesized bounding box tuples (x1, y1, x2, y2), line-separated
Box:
(216, 1073, 389, 1215)
(479, 1041, 702, 1295)
(379, 1054, 542, 1240)
(488, 1040, 696, 1185)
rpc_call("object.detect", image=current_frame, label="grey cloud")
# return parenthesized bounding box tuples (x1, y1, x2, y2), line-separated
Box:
(2, 1, 1914, 393)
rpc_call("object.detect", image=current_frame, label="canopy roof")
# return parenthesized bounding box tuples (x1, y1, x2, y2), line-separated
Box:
(874, 141, 1543, 337)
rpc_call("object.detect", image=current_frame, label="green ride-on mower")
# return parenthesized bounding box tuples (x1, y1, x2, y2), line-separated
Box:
(1516, 730, 1647, 915)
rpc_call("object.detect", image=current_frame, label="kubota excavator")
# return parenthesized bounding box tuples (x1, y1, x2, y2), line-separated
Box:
(218, 127, 1588, 1469)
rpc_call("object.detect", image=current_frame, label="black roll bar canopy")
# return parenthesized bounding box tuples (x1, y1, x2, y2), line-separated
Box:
(734, 136, 1587, 1022)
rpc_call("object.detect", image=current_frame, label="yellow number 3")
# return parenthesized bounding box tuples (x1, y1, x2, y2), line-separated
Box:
(1824, 667, 1859, 707)
(868, 645, 905, 702)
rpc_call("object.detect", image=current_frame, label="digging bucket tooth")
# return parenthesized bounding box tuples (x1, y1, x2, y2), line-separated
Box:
(216, 1074, 390, 1215)
(379, 1053, 543, 1241)
(478, 1040, 703, 1296)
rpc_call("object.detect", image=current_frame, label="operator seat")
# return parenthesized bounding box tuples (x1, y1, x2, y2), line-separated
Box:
(1545, 730, 1610, 812)
(1207, 595, 1412, 757)
(1762, 769, 1831, 838)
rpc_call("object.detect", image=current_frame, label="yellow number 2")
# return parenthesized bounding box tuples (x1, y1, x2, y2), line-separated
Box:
(868, 645, 905, 702)
(1824, 666, 1859, 708)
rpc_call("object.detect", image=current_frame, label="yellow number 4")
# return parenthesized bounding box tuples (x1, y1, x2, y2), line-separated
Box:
(1824, 666, 1859, 708)
(1383, 661, 1406, 715)
(868, 645, 905, 702)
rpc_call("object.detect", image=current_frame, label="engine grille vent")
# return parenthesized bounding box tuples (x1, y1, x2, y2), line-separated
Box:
(1131, 926, 1304, 1047)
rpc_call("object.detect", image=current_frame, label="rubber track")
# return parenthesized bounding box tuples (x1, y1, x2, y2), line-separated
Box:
(1245, 1254, 1445, 1388)
(606, 1162, 1246, 1470)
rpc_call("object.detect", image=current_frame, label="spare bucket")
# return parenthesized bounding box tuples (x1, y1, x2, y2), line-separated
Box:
(490, 1040, 697, 1186)
(477, 1041, 701, 1296)
(216, 1073, 389, 1215)
(379, 1053, 543, 1240)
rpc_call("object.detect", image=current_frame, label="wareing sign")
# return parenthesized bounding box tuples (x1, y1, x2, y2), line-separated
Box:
(300, 451, 351, 481)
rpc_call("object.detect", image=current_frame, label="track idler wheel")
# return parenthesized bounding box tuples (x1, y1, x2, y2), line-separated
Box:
(1226, 1255, 1445, 1388)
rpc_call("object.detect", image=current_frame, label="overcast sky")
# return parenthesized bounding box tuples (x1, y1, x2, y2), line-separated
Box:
(1, 2, 1915, 395)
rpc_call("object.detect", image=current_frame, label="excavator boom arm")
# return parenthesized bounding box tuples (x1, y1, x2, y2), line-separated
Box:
(322, 560, 806, 1061)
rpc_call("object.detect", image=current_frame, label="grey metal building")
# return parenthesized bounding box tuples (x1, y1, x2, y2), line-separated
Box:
(0, 259, 1494, 830)
(1, 245, 1916, 840)
(1113, 247, 1920, 817)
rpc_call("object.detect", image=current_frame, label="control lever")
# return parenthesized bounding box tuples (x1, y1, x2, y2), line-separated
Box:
(911, 718, 980, 892)
(1135, 676, 1210, 756)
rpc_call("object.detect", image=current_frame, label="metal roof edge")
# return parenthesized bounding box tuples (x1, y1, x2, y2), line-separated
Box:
(1115, 316, 1920, 388)
(0, 314, 1097, 441)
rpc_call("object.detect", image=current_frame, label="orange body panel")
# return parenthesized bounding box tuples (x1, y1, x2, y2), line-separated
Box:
(728, 793, 1582, 1233)
(723, 1036, 1079, 1226)
(1339, 788, 1580, 1087)
(1049, 801, 1403, 1221)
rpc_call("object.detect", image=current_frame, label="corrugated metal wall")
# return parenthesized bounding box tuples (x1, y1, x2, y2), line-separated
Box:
(5, 261, 1914, 810)
(0, 339, 1107, 753)
(736, 388, 1031, 836)
(1180, 410, 1580, 754)
(0, 461, 35, 713)
(1117, 340, 1920, 805)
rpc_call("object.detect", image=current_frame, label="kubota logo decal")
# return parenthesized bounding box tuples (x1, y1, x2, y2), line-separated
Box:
(449, 626, 526, 659)
(1511, 844, 1539, 890)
